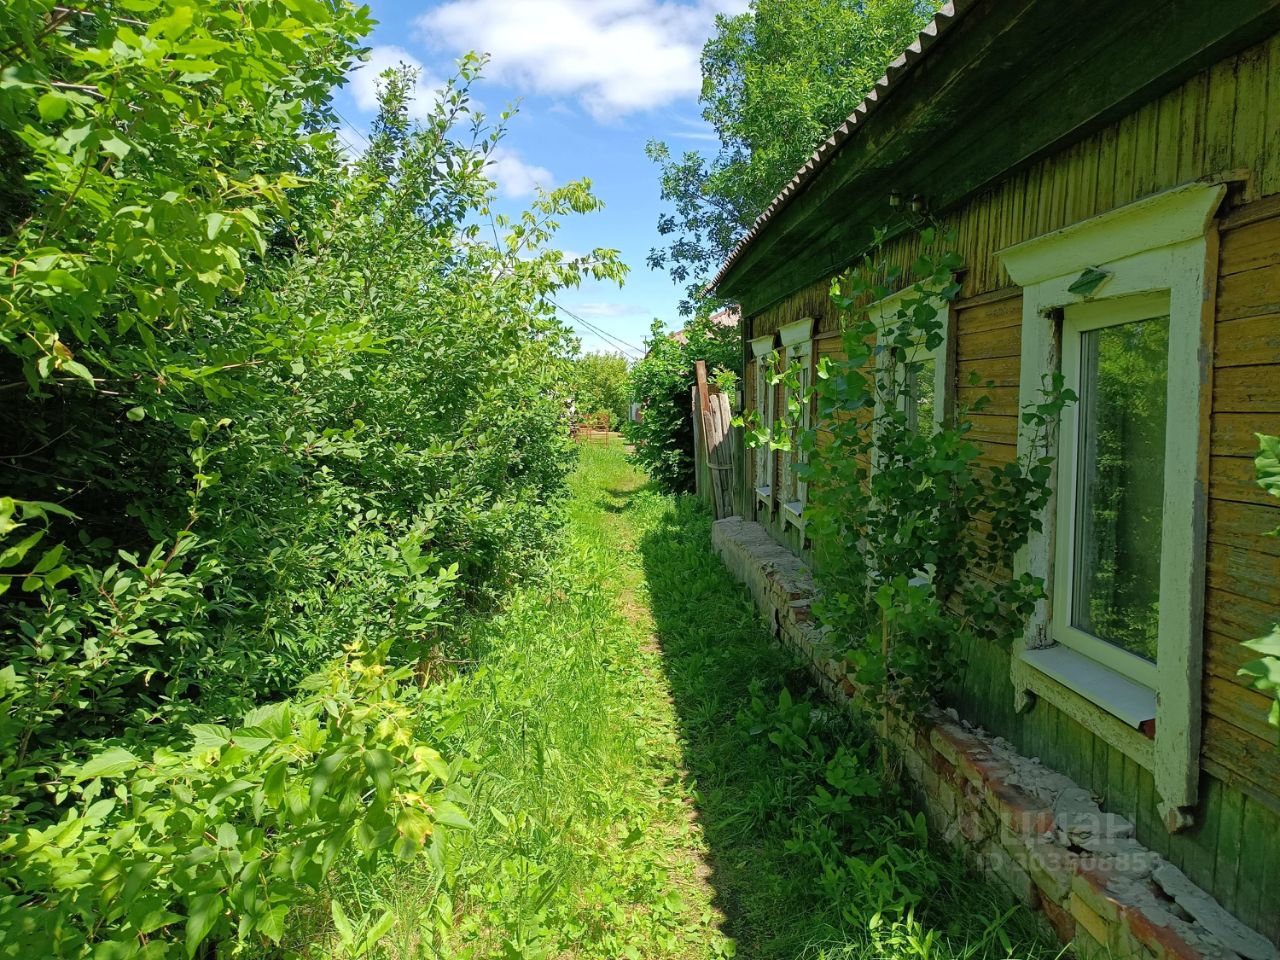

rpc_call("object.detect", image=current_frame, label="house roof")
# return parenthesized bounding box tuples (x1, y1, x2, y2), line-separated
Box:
(706, 0, 974, 296)
(709, 0, 1280, 316)
(669, 306, 740, 345)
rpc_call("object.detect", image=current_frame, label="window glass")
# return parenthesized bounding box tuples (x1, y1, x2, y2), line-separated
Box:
(906, 355, 936, 432)
(1071, 315, 1169, 663)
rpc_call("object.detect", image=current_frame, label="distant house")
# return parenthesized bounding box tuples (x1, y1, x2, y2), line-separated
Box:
(709, 1, 1280, 955)
(667, 306, 740, 346)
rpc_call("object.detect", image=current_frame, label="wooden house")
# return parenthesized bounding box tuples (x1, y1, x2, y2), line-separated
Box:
(709, 0, 1280, 953)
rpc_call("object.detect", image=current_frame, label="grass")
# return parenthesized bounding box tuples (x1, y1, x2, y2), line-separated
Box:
(301, 443, 1062, 959)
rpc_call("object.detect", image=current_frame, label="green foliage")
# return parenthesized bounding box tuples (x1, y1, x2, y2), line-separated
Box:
(750, 229, 1070, 712)
(1, 646, 465, 958)
(571, 351, 631, 427)
(647, 0, 937, 312)
(1239, 434, 1280, 731)
(626, 316, 739, 493)
(0, 1, 625, 952)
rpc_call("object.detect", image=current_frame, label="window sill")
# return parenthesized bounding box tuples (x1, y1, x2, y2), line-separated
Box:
(781, 501, 805, 529)
(1019, 645, 1156, 730)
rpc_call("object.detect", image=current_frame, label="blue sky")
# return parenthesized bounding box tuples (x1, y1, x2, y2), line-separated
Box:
(331, 0, 750, 359)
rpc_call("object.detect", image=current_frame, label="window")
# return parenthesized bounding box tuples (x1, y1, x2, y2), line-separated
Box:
(749, 334, 777, 511)
(1054, 294, 1170, 691)
(867, 288, 951, 476)
(777, 318, 814, 527)
(1000, 181, 1225, 826)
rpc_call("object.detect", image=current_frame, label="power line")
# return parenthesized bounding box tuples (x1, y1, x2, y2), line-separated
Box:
(549, 299, 647, 357)
(334, 110, 371, 146)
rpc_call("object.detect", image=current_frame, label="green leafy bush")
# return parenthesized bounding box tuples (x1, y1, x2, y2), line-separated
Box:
(0, 1, 623, 953)
(627, 316, 739, 493)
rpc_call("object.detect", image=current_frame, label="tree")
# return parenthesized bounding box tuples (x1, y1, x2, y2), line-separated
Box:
(627, 317, 739, 493)
(572, 352, 631, 427)
(647, 0, 936, 314)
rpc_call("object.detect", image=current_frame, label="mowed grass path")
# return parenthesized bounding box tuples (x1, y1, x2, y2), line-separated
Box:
(315, 443, 1055, 960)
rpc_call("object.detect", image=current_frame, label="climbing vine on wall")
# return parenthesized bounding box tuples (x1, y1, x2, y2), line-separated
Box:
(744, 227, 1072, 718)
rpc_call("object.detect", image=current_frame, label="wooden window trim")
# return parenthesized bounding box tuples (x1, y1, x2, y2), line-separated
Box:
(999, 180, 1226, 830)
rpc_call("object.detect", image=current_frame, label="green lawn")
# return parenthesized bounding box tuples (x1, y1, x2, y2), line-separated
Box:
(299, 443, 1058, 959)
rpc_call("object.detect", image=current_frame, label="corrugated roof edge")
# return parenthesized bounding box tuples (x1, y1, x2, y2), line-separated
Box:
(706, 0, 976, 295)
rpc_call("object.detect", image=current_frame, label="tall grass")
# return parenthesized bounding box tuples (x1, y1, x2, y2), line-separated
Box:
(299, 445, 1060, 960)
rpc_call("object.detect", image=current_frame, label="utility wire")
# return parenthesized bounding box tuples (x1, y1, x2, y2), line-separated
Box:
(334, 110, 371, 146)
(549, 299, 647, 357)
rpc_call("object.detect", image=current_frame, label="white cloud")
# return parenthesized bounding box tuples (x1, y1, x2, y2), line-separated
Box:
(571, 302, 641, 318)
(349, 45, 445, 120)
(486, 146, 554, 198)
(417, 0, 750, 119)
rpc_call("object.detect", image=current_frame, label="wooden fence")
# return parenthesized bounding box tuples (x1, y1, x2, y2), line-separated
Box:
(690, 361, 739, 519)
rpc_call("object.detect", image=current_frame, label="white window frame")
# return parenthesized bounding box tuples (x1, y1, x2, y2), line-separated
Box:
(1052, 292, 1170, 692)
(867, 286, 952, 476)
(778, 318, 814, 528)
(749, 334, 777, 511)
(998, 181, 1224, 829)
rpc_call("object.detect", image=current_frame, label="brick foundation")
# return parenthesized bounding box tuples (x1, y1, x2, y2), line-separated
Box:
(711, 517, 1279, 960)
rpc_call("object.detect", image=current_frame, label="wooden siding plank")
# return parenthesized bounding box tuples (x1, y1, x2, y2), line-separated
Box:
(1220, 215, 1280, 276)
(1113, 109, 1138, 210)
(1213, 313, 1280, 367)
(1217, 266, 1280, 321)
(1205, 675, 1279, 745)
(1178, 69, 1210, 185)
(1206, 587, 1278, 645)
(1233, 43, 1269, 203)
(1264, 33, 1280, 197)
(1212, 364, 1280, 412)
(1210, 455, 1276, 507)
(1207, 500, 1280, 557)
(1095, 119, 1119, 215)
(1207, 540, 1280, 609)
(1204, 716, 1280, 815)
(1236, 799, 1277, 940)
(1213, 773, 1245, 914)
(1212, 412, 1280, 459)
(956, 327, 1021, 361)
(1205, 55, 1240, 181)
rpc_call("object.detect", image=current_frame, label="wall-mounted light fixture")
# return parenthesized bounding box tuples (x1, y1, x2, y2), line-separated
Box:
(888, 189, 903, 209)
(909, 194, 925, 214)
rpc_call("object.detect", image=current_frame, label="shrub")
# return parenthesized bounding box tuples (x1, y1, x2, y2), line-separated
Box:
(0, 2, 624, 952)
(627, 316, 739, 492)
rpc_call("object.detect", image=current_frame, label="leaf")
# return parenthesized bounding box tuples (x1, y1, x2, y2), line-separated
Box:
(100, 134, 132, 160)
(185, 893, 221, 959)
(433, 801, 472, 830)
(330, 900, 354, 945)
(79, 746, 139, 780)
(206, 212, 227, 240)
(127, 406, 146, 421)
(37, 92, 70, 122)
(189, 724, 231, 752)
